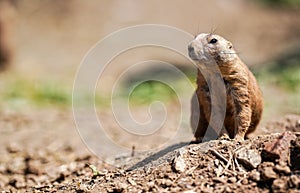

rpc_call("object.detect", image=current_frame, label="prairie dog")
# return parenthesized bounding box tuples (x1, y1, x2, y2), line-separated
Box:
(188, 33, 263, 142)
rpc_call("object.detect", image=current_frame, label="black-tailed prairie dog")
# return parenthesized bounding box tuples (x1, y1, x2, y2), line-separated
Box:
(188, 33, 263, 142)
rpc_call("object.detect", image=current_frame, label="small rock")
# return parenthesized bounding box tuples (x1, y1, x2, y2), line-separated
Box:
(213, 177, 226, 184)
(261, 162, 275, 167)
(127, 178, 137, 186)
(161, 179, 173, 187)
(225, 186, 232, 193)
(7, 157, 25, 174)
(272, 178, 287, 192)
(262, 131, 296, 163)
(258, 162, 277, 181)
(214, 159, 219, 167)
(6, 143, 22, 153)
(261, 167, 277, 181)
(147, 181, 155, 188)
(213, 164, 223, 177)
(0, 175, 9, 188)
(290, 175, 300, 188)
(0, 164, 6, 173)
(119, 182, 128, 190)
(241, 178, 248, 185)
(235, 147, 261, 169)
(172, 151, 186, 173)
(274, 164, 291, 175)
(112, 181, 127, 193)
(228, 176, 237, 183)
(8, 175, 26, 189)
(78, 183, 89, 192)
(26, 159, 42, 175)
(54, 173, 65, 183)
(249, 170, 260, 182)
(170, 187, 181, 192)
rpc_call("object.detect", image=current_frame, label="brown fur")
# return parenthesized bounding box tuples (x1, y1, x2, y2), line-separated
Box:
(189, 33, 263, 142)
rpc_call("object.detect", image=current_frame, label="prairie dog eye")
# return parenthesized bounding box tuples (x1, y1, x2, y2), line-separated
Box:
(209, 38, 218, 44)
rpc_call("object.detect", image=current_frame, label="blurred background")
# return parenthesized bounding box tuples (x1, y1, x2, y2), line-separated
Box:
(0, 0, 300, 150)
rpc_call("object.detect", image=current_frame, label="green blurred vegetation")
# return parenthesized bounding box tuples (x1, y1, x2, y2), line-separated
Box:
(128, 81, 177, 105)
(254, 47, 300, 92)
(0, 77, 71, 108)
(255, 0, 300, 7)
(253, 47, 300, 115)
(1, 51, 299, 116)
(255, 64, 300, 92)
(120, 65, 196, 106)
(0, 76, 114, 109)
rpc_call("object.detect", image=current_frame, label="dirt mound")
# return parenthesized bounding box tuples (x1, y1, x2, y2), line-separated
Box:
(92, 132, 300, 193)
(1, 131, 299, 192)
(0, 113, 299, 192)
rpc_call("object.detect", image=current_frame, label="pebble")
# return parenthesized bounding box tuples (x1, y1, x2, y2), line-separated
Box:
(6, 143, 22, 153)
(214, 159, 219, 167)
(212, 177, 226, 184)
(249, 170, 260, 182)
(274, 164, 291, 175)
(290, 175, 300, 188)
(241, 178, 248, 185)
(262, 131, 296, 162)
(272, 178, 287, 192)
(161, 179, 173, 187)
(172, 151, 187, 173)
(8, 175, 26, 189)
(225, 186, 232, 193)
(228, 177, 237, 183)
(127, 178, 137, 186)
(236, 148, 261, 169)
(147, 181, 155, 188)
(261, 166, 277, 181)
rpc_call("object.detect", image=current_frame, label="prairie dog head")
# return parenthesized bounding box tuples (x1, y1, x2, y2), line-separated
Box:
(188, 33, 237, 65)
